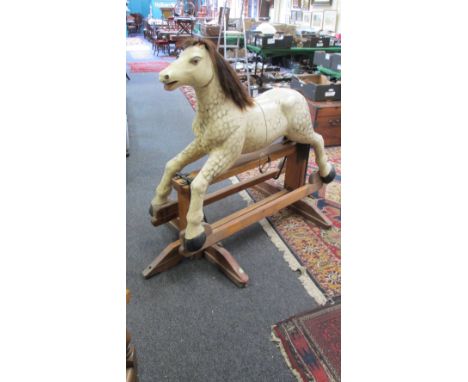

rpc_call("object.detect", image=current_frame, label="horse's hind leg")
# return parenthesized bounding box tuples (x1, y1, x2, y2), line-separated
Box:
(288, 122, 336, 183)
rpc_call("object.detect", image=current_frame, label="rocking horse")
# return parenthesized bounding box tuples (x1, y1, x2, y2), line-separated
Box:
(145, 38, 336, 286)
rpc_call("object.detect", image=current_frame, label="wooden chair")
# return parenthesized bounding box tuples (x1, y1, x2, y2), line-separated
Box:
(153, 31, 170, 56)
(143, 20, 153, 40)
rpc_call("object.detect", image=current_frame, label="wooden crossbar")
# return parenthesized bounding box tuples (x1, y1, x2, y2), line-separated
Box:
(180, 183, 315, 254)
(151, 168, 282, 227)
(171, 141, 296, 191)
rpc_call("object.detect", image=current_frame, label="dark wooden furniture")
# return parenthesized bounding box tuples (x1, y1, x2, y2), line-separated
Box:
(144, 21, 158, 41)
(130, 13, 143, 32)
(126, 290, 138, 382)
(169, 33, 192, 54)
(307, 99, 341, 147)
(153, 31, 171, 56)
(143, 141, 333, 287)
(127, 16, 138, 36)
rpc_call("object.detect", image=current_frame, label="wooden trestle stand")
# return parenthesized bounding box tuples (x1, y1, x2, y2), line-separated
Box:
(142, 141, 333, 287)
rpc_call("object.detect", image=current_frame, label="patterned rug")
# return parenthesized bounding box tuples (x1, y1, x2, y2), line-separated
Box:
(128, 61, 171, 73)
(179, 86, 341, 300)
(272, 303, 341, 382)
(238, 150, 341, 300)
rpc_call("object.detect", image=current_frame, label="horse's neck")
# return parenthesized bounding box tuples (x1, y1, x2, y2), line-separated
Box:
(194, 77, 226, 116)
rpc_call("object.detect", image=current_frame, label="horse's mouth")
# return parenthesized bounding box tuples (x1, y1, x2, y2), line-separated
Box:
(164, 81, 179, 90)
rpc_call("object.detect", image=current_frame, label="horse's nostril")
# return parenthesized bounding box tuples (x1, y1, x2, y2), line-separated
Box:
(164, 74, 170, 80)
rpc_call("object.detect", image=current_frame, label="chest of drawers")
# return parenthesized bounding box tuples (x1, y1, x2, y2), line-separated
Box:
(307, 99, 341, 147)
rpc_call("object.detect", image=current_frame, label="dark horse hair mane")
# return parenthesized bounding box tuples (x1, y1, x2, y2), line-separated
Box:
(182, 38, 254, 110)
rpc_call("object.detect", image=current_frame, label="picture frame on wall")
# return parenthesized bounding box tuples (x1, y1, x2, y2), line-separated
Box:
(311, 11, 323, 30)
(301, 0, 311, 10)
(292, 10, 303, 24)
(290, 10, 296, 24)
(302, 11, 312, 26)
(312, 0, 332, 5)
(323, 10, 337, 31)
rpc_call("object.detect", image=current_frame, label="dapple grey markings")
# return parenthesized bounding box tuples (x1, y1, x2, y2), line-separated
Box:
(151, 38, 335, 252)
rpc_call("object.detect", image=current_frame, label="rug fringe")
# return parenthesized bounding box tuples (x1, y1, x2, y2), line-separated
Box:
(271, 325, 304, 382)
(230, 176, 327, 305)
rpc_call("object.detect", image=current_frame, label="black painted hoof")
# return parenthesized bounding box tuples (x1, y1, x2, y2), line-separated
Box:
(320, 165, 336, 184)
(184, 231, 207, 253)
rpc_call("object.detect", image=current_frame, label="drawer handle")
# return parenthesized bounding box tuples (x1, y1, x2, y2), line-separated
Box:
(328, 118, 340, 126)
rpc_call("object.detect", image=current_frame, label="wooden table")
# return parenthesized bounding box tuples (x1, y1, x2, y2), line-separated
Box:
(247, 44, 341, 59)
(174, 16, 196, 35)
(246, 44, 341, 80)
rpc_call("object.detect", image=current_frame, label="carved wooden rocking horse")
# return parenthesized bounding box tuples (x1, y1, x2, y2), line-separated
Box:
(146, 38, 335, 286)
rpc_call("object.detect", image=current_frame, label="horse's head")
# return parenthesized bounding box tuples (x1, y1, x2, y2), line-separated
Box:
(159, 40, 214, 91)
(159, 38, 254, 110)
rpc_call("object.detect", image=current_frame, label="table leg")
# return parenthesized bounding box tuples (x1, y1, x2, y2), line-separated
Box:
(254, 53, 259, 76)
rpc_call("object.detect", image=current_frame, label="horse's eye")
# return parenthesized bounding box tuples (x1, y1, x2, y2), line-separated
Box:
(190, 58, 200, 65)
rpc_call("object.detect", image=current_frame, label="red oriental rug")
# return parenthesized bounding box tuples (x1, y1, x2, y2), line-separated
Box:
(237, 149, 341, 300)
(179, 86, 341, 300)
(128, 61, 170, 73)
(272, 303, 341, 382)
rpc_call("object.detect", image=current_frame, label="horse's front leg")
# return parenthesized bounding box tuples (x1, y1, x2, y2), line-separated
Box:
(184, 133, 245, 252)
(150, 140, 205, 215)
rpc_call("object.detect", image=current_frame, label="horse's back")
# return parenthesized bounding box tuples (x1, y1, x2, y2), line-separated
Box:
(256, 87, 307, 111)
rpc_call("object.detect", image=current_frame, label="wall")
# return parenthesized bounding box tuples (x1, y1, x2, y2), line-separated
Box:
(272, 0, 340, 32)
(128, 0, 152, 16)
(152, 0, 177, 19)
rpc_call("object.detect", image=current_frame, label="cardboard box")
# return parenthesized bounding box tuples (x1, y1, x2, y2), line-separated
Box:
(330, 53, 341, 72)
(274, 34, 293, 48)
(313, 51, 333, 68)
(255, 34, 276, 48)
(290, 74, 341, 101)
(201, 24, 220, 36)
(302, 37, 330, 48)
(246, 30, 261, 45)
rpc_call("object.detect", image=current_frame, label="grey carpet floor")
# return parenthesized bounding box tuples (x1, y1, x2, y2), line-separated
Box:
(126, 72, 317, 382)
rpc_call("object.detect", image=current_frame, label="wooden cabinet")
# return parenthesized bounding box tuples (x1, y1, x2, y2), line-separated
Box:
(307, 99, 341, 147)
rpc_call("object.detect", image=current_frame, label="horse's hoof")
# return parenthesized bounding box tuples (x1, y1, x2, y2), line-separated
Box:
(184, 231, 207, 253)
(149, 205, 154, 217)
(320, 165, 336, 184)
